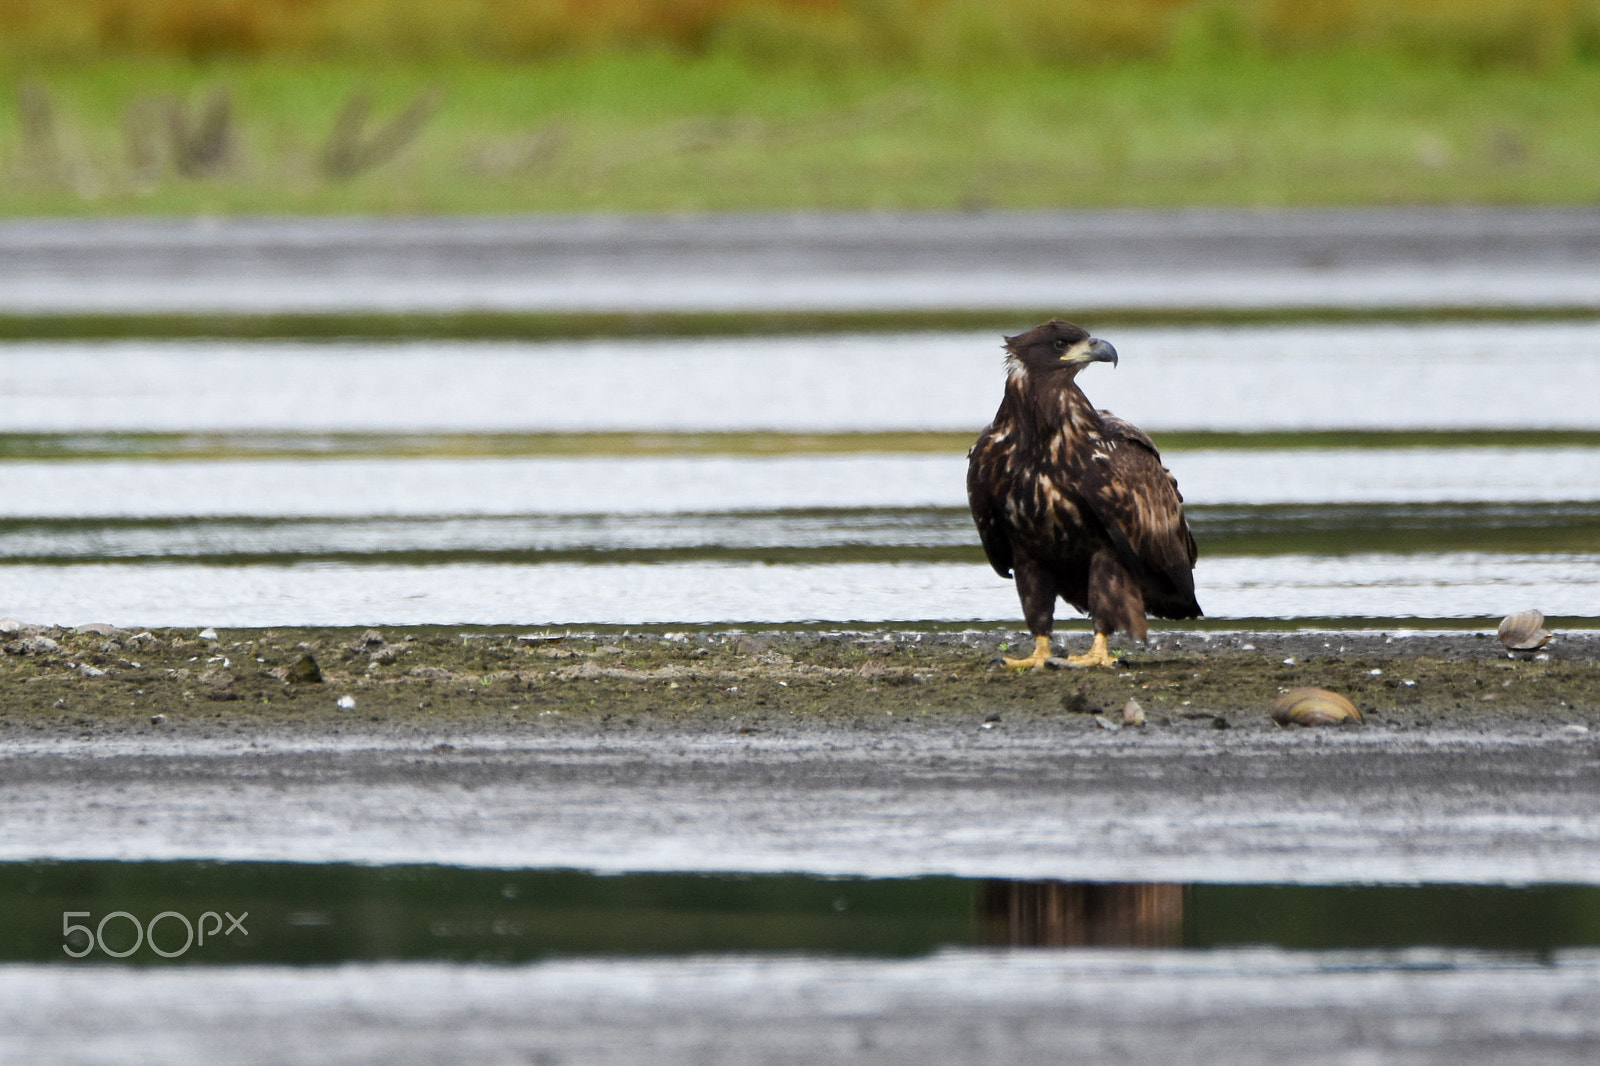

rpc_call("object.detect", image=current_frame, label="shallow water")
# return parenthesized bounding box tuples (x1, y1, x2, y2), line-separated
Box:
(7, 948, 1600, 1065)
(0, 448, 1596, 520)
(3, 502, 1591, 564)
(5, 212, 1600, 314)
(0, 445, 1591, 623)
(0, 325, 1594, 625)
(0, 553, 1593, 627)
(2, 324, 1598, 433)
(6, 862, 1600, 964)
(10, 865, 1600, 1064)
(13, 262, 1600, 313)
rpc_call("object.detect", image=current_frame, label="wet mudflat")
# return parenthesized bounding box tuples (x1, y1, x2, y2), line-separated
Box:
(2, 624, 1597, 740)
(5, 626, 1600, 1063)
(2, 625, 1598, 879)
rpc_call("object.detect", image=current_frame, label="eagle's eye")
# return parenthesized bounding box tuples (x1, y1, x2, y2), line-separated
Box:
(1052, 337, 1068, 351)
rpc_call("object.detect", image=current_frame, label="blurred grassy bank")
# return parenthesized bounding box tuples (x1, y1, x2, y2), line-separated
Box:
(5, 2, 1600, 214)
(7, 52, 1600, 215)
(10, 0, 1600, 68)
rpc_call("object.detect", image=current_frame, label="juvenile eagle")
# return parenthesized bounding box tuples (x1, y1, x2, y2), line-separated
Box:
(967, 320, 1200, 669)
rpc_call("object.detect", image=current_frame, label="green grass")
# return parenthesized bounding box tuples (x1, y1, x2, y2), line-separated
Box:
(5, 49, 1600, 215)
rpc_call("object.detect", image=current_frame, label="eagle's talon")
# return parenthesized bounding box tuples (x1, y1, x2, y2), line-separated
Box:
(1065, 633, 1118, 669)
(1002, 634, 1053, 670)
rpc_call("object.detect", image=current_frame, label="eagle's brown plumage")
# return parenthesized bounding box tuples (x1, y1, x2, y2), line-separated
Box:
(967, 320, 1200, 668)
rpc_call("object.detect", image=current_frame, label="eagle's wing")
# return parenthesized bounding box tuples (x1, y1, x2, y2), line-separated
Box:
(966, 424, 1014, 579)
(1080, 412, 1199, 603)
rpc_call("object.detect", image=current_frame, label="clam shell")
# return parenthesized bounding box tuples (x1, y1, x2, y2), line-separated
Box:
(1269, 687, 1363, 728)
(1498, 609, 1552, 652)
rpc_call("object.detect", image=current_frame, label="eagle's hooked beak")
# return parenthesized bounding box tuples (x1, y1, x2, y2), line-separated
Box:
(1062, 337, 1119, 367)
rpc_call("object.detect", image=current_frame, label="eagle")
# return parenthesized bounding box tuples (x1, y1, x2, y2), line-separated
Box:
(967, 320, 1200, 669)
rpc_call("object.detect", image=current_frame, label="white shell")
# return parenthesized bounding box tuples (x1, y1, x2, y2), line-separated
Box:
(1498, 609, 1552, 651)
(1269, 687, 1363, 727)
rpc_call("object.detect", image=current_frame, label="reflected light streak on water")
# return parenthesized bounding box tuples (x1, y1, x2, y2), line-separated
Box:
(0, 554, 1593, 628)
(5, 264, 1600, 314)
(6, 949, 1600, 1066)
(0, 323, 1598, 433)
(0, 449, 1594, 520)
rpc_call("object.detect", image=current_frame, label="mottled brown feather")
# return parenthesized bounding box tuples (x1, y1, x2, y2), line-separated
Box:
(966, 429, 1016, 579)
(1084, 411, 1200, 608)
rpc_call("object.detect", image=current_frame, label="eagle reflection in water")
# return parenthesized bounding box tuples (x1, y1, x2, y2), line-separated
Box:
(979, 880, 1187, 949)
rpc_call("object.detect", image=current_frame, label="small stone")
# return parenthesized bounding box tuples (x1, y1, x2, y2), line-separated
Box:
(0, 618, 23, 634)
(288, 654, 323, 684)
(336, 695, 356, 710)
(200, 668, 238, 701)
(198, 628, 219, 641)
(1094, 715, 1119, 731)
(1123, 698, 1146, 727)
(76, 663, 107, 679)
(150, 714, 166, 726)
(76, 623, 124, 638)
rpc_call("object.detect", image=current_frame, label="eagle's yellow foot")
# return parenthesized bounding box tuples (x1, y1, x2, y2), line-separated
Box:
(1066, 633, 1118, 669)
(1003, 634, 1053, 670)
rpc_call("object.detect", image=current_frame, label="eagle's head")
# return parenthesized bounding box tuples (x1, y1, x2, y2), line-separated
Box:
(1004, 320, 1118, 382)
